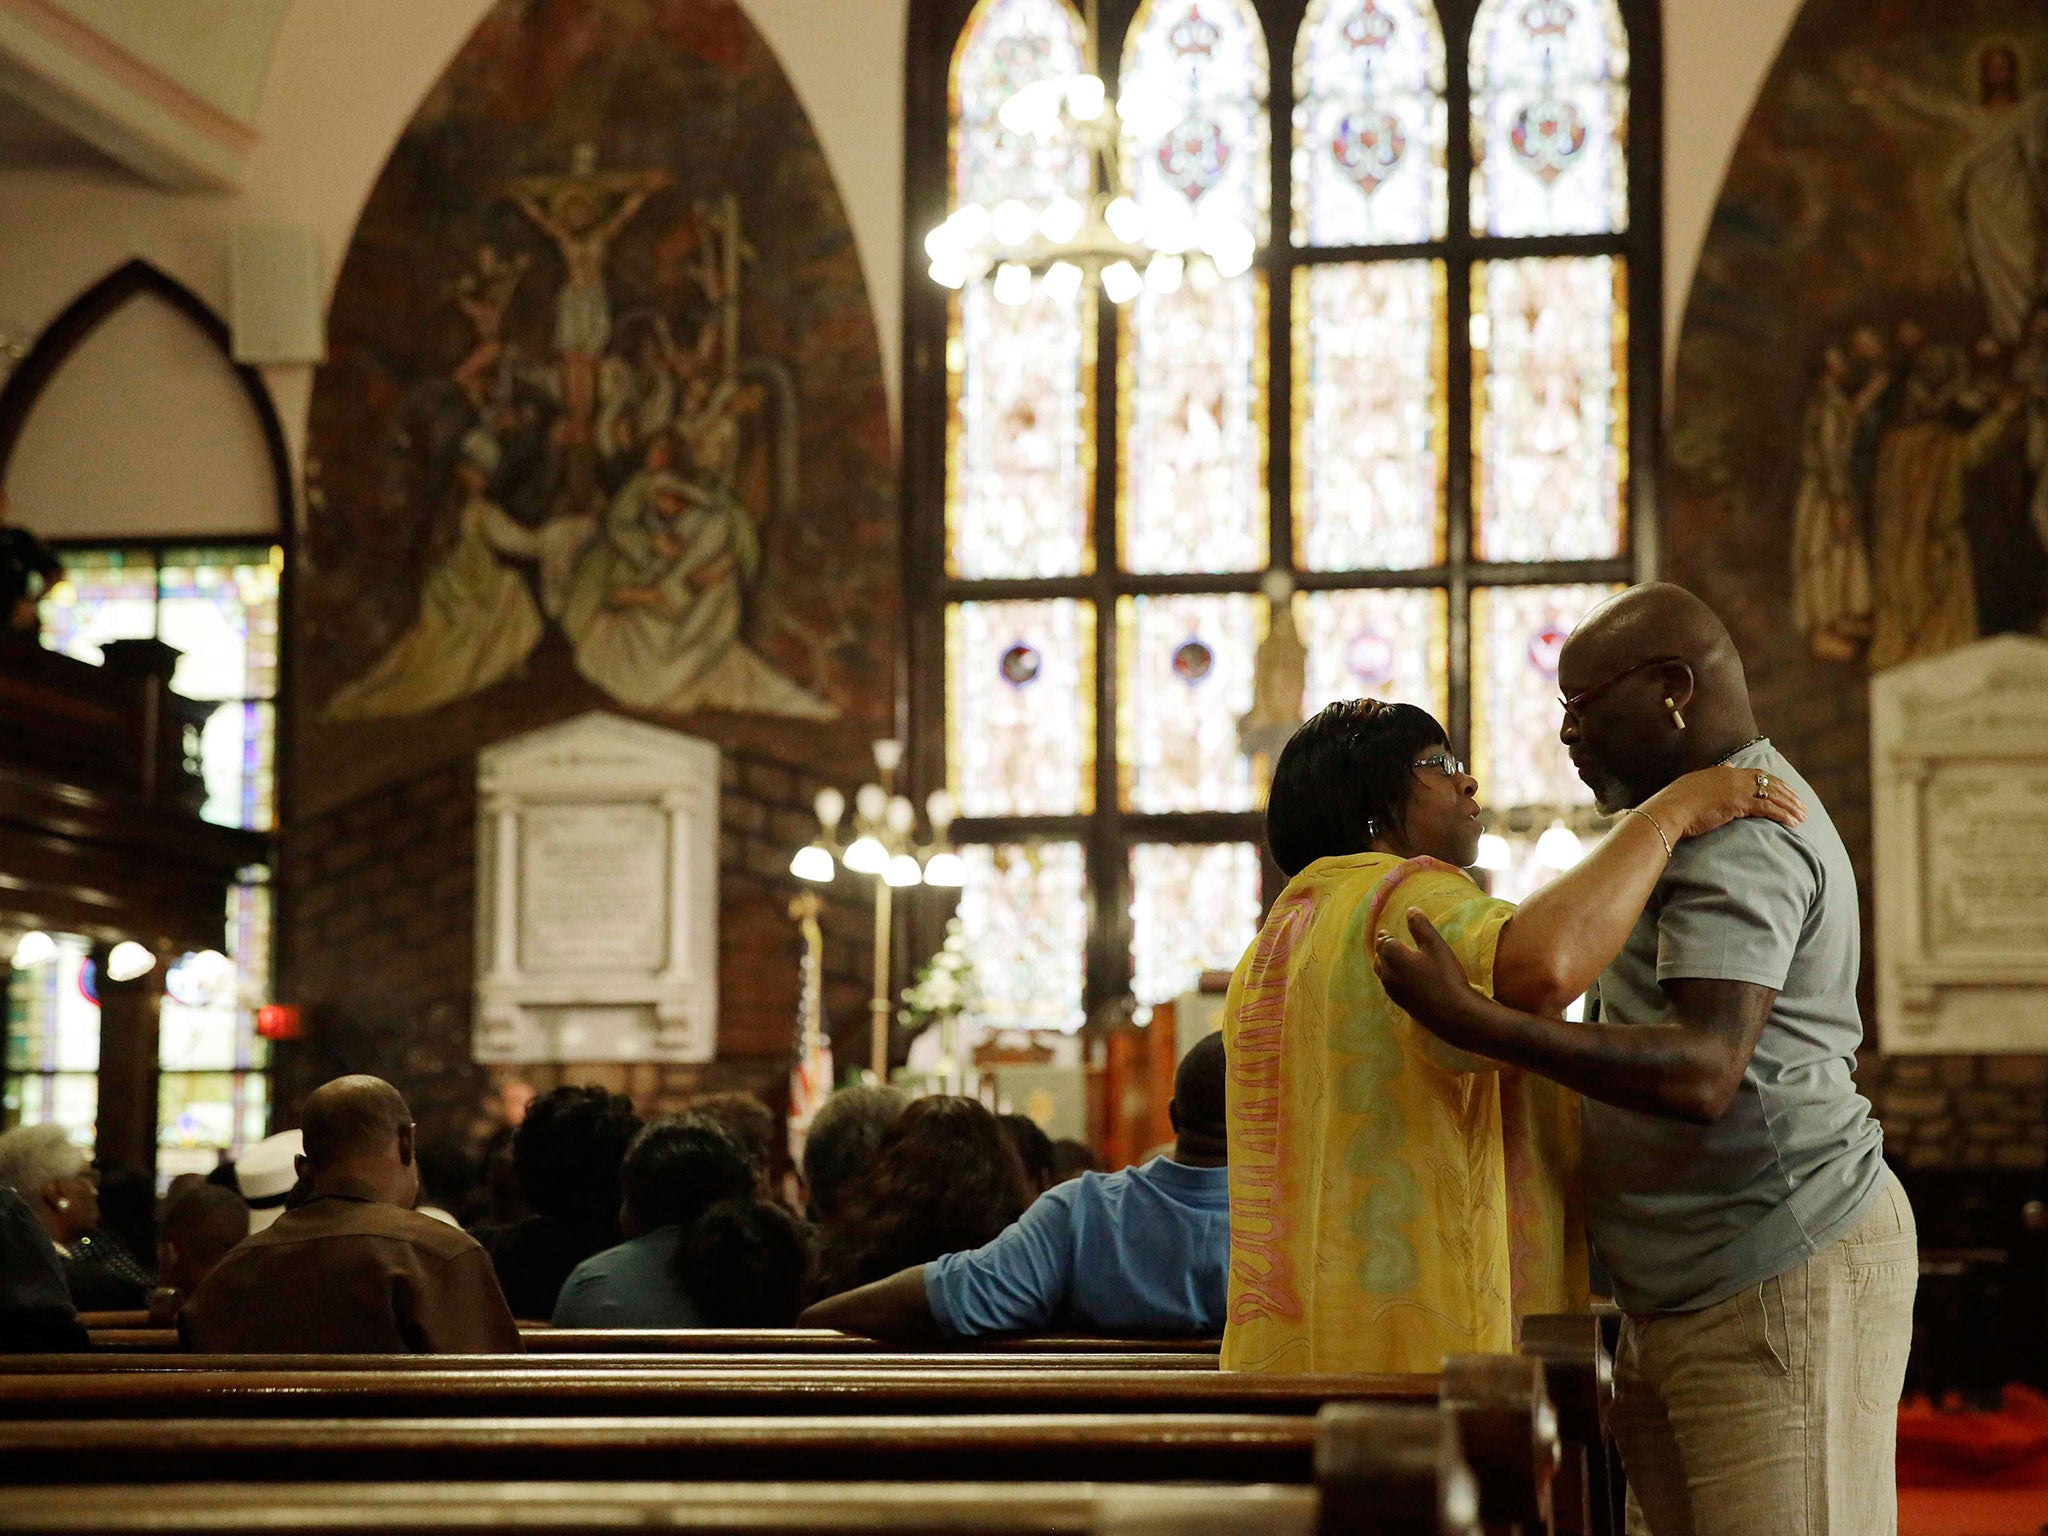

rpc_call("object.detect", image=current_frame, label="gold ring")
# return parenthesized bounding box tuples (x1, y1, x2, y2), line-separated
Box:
(1755, 772, 1771, 798)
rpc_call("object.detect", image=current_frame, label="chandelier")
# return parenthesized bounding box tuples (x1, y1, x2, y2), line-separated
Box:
(924, 5, 1256, 305)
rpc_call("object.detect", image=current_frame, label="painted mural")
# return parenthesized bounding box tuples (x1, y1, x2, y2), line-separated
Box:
(1669, 0, 2048, 676)
(302, 0, 891, 785)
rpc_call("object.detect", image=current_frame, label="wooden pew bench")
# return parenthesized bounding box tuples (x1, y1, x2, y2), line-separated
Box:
(0, 1403, 1487, 1534)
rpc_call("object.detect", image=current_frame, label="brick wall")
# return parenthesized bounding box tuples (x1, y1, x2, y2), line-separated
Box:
(277, 746, 877, 1149)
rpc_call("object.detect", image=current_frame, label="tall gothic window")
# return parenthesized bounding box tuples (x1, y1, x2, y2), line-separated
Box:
(8, 544, 279, 1179)
(906, 0, 1659, 1028)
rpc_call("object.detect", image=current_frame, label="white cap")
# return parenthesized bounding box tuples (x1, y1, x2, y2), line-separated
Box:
(233, 1129, 303, 1232)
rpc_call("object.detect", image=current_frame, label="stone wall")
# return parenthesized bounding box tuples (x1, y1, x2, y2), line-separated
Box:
(277, 744, 876, 1148)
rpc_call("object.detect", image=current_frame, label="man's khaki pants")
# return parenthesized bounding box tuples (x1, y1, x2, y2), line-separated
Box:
(1613, 1170, 1918, 1536)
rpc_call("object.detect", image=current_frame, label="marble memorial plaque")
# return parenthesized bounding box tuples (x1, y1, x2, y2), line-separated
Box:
(518, 803, 668, 974)
(475, 712, 720, 1065)
(1872, 636, 2048, 1053)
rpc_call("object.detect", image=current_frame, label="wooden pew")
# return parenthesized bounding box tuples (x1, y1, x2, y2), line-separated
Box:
(80, 1326, 1222, 1354)
(0, 1481, 1328, 1536)
(6, 1350, 1223, 1374)
(0, 1365, 1441, 1419)
(0, 1401, 1487, 1534)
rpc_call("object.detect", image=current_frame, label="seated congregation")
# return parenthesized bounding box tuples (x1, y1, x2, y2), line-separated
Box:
(0, 1039, 1225, 1350)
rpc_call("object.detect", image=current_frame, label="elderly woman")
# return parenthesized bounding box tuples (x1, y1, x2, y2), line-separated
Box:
(1222, 699, 1802, 1373)
(0, 1123, 153, 1309)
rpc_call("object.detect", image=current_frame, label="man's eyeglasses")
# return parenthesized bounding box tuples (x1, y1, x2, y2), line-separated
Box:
(1412, 750, 1465, 779)
(1558, 656, 1681, 721)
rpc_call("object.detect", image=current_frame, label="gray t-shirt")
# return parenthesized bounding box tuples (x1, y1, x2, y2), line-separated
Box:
(1584, 739, 1886, 1313)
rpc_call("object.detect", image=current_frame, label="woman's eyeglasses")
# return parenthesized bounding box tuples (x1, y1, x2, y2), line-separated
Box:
(1412, 750, 1465, 779)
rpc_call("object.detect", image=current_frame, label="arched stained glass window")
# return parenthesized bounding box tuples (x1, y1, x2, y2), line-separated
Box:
(906, 0, 1659, 1030)
(948, 0, 1095, 579)
(1293, 0, 1447, 247)
(1119, 0, 1270, 576)
(1469, 0, 1629, 237)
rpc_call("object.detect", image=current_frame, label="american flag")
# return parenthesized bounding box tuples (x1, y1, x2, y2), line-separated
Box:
(787, 893, 834, 1167)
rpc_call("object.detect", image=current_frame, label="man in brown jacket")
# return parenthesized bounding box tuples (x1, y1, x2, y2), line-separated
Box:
(183, 1075, 520, 1353)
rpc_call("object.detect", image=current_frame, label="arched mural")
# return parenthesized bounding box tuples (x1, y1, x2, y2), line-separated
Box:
(301, 0, 893, 802)
(1669, 0, 2048, 684)
(283, 0, 893, 1135)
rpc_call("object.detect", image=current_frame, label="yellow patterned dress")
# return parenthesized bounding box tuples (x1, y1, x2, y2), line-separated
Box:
(1221, 853, 1586, 1374)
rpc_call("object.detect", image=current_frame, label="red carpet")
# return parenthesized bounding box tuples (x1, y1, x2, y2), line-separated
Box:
(1899, 1387, 2048, 1536)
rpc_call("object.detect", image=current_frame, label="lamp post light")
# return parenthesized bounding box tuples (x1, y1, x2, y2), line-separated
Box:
(789, 740, 965, 1083)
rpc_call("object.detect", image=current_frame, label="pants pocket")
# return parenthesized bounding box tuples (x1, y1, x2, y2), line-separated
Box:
(1737, 1274, 1792, 1377)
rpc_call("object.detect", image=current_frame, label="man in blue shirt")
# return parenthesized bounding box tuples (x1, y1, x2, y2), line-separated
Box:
(801, 1034, 1229, 1341)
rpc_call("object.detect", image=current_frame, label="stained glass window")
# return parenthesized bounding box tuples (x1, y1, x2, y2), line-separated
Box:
(1470, 583, 1619, 808)
(920, 0, 1649, 1053)
(1293, 0, 1447, 247)
(1470, 0, 1629, 237)
(1473, 257, 1627, 561)
(948, 0, 1095, 579)
(3, 936, 99, 1147)
(958, 843, 1090, 1034)
(1298, 588, 1449, 720)
(1119, 0, 1270, 576)
(1294, 261, 1446, 571)
(951, 284, 1096, 578)
(1129, 842, 1264, 1005)
(1122, 0, 1271, 247)
(1117, 592, 1263, 812)
(27, 543, 280, 1174)
(946, 598, 1096, 817)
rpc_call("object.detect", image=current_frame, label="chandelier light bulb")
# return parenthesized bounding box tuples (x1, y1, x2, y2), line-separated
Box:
(883, 853, 925, 889)
(885, 796, 917, 835)
(992, 199, 1036, 248)
(1535, 820, 1585, 870)
(10, 930, 56, 968)
(1104, 195, 1147, 244)
(1473, 832, 1511, 873)
(813, 786, 846, 830)
(1100, 259, 1143, 305)
(1041, 260, 1084, 301)
(1116, 82, 1180, 141)
(106, 941, 157, 983)
(924, 223, 957, 260)
(1206, 221, 1256, 278)
(923, 850, 967, 888)
(843, 834, 889, 875)
(928, 254, 969, 290)
(854, 783, 890, 824)
(1144, 254, 1185, 295)
(1065, 74, 1106, 121)
(951, 203, 991, 245)
(993, 262, 1033, 306)
(790, 844, 836, 884)
(1040, 196, 1084, 245)
(924, 788, 955, 831)
(998, 79, 1063, 138)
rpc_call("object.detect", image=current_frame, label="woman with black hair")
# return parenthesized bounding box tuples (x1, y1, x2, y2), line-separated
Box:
(1223, 698, 1805, 1374)
(552, 1114, 811, 1328)
(807, 1096, 1031, 1303)
(485, 1085, 642, 1320)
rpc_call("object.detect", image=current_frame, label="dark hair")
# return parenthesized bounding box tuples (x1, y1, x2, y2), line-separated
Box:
(801, 1085, 906, 1224)
(512, 1086, 643, 1220)
(620, 1114, 754, 1231)
(683, 1092, 777, 1186)
(1170, 1033, 1227, 1155)
(807, 1096, 1032, 1301)
(1264, 699, 1448, 877)
(999, 1113, 1056, 1192)
(674, 1196, 812, 1326)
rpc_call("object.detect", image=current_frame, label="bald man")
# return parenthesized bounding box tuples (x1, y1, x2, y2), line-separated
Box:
(182, 1076, 520, 1353)
(1376, 583, 1912, 1536)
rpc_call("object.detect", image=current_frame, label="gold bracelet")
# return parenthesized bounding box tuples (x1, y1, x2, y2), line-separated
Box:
(1624, 805, 1673, 858)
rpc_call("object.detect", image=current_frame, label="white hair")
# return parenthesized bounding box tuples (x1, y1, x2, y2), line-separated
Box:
(0, 1123, 87, 1198)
